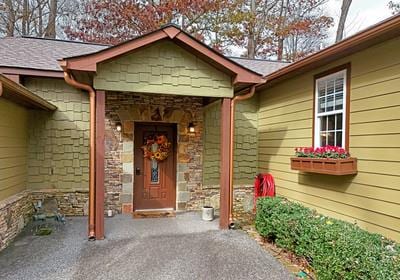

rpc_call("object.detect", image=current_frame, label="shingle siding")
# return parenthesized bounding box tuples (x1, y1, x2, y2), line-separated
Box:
(94, 41, 233, 98)
(203, 97, 258, 186)
(25, 78, 89, 191)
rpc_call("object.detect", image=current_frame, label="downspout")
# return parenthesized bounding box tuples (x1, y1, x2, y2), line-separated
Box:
(229, 85, 256, 228)
(63, 71, 96, 240)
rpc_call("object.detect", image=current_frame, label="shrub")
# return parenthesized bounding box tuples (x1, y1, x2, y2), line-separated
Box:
(255, 197, 400, 280)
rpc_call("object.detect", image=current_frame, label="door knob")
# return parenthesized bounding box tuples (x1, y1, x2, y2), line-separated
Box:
(135, 167, 141, 175)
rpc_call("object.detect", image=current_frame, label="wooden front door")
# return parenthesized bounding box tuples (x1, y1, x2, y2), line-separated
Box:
(134, 123, 176, 210)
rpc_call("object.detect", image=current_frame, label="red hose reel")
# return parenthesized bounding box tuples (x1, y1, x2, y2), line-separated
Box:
(254, 173, 276, 211)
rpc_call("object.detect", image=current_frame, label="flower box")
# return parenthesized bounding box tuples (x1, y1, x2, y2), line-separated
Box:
(290, 157, 357, 175)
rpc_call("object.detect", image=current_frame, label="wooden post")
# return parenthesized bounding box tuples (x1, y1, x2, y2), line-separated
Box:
(219, 98, 231, 229)
(95, 90, 105, 239)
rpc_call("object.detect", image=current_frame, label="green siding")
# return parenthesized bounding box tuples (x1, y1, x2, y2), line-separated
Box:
(94, 41, 233, 98)
(203, 97, 258, 186)
(25, 78, 89, 191)
(203, 101, 221, 185)
(257, 37, 400, 242)
(0, 99, 28, 200)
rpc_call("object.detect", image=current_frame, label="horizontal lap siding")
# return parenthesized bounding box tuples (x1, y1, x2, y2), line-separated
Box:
(258, 37, 400, 241)
(0, 99, 28, 200)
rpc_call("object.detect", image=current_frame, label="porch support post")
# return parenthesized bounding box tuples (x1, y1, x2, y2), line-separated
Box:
(219, 98, 231, 229)
(95, 90, 105, 239)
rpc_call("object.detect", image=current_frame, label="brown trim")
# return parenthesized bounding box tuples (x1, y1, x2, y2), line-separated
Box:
(0, 74, 57, 110)
(3, 74, 20, 83)
(345, 65, 351, 151)
(259, 14, 400, 89)
(228, 85, 256, 225)
(95, 90, 105, 240)
(312, 63, 351, 151)
(0, 67, 64, 78)
(174, 33, 263, 84)
(219, 98, 231, 229)
(63, 71, 97, 240)
(59, 25, 264, 85)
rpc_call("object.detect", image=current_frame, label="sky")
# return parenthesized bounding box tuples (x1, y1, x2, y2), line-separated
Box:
(326, 0, 394, 43)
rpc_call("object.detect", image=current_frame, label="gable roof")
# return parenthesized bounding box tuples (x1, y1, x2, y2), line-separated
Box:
(0, 33, 287, 79)
(0, 74, 57, 110)
(59, 25, 264, 85)
(259, 14, 400, 89)
(0, 37, 108, 72)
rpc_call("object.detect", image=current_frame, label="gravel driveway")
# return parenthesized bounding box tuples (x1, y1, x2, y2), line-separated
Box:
(0, 213, 293, 280)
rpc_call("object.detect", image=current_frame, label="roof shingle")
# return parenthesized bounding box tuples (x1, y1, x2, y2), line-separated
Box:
(229, 57, 289, 76)
(0, 37, 108, 71)
(0, 36, 288, 76)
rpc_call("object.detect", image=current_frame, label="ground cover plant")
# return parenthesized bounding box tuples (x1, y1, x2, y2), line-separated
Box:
(255, 197, 400, 280)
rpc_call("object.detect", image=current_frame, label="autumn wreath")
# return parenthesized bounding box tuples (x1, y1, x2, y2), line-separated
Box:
(141, 135, 171, 162)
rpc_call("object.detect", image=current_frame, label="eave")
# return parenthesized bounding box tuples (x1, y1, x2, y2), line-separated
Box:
(259, 14, 400, 89)
(0, 74, 57, 111)
(59, 25, 264, 85)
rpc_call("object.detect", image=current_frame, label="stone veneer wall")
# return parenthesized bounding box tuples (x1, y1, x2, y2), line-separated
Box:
(0, 189, 87, 252)
(0, 191, 33, 251)
(104, 92, 203, 213)
(30, 190, 89, 216)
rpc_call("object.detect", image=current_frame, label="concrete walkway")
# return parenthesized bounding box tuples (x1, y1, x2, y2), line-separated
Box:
(0, 213, 293, 280)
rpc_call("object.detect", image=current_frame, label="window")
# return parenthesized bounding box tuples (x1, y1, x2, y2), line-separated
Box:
(314, 68, 348, 148)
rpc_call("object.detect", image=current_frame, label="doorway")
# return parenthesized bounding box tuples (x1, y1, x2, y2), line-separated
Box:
(133, 123, 177, 211)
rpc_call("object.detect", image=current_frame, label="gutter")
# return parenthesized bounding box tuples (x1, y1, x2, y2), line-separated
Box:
(228, 85, 257, 227)
(63, 71, 96, 240)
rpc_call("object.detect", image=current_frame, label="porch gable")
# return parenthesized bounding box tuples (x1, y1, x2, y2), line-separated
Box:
(94, 41, 233, 97)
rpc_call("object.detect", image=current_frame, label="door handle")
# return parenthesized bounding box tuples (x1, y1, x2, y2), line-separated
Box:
(135, 167, 141, 176)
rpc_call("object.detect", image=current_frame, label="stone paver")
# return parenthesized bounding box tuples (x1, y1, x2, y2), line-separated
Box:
(0, 213, 294, 280)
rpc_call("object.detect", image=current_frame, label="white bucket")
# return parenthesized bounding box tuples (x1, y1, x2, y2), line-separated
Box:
(202, 206, 214, 221)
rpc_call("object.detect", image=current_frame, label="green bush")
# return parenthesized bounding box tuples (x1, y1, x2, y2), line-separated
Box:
(255, 197, 400, 280)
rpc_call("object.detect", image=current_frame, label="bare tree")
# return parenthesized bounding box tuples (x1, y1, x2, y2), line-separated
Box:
(247, 0, 256, 59)
(44, 0, 57, 38)
(2, 0, 17, 36)
(335, 0, 352, 43)
(0, 0, 75, 38)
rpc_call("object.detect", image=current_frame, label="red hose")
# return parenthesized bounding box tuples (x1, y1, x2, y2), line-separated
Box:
(254, 173, 276, 211)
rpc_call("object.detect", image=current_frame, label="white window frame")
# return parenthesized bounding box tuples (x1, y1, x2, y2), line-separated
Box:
(314, 69, 347, 148)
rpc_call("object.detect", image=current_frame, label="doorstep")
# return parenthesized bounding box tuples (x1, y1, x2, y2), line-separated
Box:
(132, 209, 176, 219)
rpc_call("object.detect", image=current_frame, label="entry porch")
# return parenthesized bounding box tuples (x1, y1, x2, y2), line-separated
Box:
(59, 24, 264, 239)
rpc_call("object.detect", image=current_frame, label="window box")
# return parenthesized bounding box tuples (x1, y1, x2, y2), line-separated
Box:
(290, 157, 357, 175)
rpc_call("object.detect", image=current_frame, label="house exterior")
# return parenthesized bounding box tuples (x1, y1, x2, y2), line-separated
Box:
(0, 16, 399, 249)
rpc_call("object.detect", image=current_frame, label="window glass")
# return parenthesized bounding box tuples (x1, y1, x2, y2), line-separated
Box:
(315, 70, 347, 148)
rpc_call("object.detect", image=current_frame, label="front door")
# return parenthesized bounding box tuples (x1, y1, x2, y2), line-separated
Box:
(134, 123, 176, 210)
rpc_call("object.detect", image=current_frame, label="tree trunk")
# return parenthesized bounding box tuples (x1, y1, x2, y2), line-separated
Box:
(276, 0, 288, 60)
(45, 0, 57, 38)
(22, 0, 29, 35)
(247, 0, 256, 59)
(38, 3, 43, 36)
(335, 0, 352, 43)
(5, 0, 15, 37)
